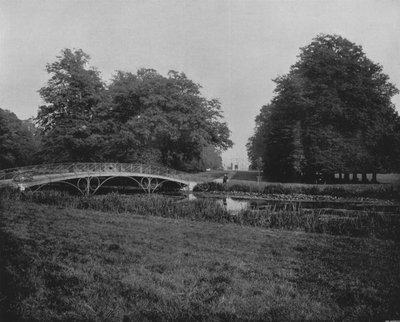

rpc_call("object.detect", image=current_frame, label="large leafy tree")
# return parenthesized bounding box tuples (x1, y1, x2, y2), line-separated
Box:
(0, 109, 38, 169)
(248, 34, 399, 182)
(105, 69, 232, 170)
(36, 49, 106, 162)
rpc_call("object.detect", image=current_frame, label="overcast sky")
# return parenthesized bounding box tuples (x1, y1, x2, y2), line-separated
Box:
(1, 0, 399, 166)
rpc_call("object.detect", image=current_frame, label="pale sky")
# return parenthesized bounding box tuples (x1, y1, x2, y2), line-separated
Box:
(1, 0, 399, 167)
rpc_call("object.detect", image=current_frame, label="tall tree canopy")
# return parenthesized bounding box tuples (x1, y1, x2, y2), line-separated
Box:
(0, 109, 38, 169)
(37, 49, 106, 162)
(246, 104, 272, 170)
(105, 69, 232, 169)
(248, 34, 400, 182)
(36, 49, 232, 170)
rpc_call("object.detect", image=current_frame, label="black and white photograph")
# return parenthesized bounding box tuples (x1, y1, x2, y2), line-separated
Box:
(1, 0, 400, 320)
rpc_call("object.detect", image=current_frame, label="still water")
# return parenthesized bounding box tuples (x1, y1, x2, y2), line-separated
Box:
(217, 197, 249, 212)
(188, 194, 250, 212)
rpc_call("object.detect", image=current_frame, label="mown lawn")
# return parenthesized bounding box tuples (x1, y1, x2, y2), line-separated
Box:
(231, 171, 260, 182)
(230, 171, 400, 186)
(180, 170, 228, 183)
(1, 201, 399, 321)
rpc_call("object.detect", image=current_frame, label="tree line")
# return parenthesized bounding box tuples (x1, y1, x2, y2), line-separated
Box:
(247, 34, 400, 183)
(1, 49, 233, 171)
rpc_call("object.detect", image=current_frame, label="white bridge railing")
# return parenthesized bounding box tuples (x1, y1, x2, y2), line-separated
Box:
(0, 163, 189, 182)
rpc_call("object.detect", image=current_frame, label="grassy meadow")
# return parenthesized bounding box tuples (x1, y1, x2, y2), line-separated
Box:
(1, 189, 400, 321)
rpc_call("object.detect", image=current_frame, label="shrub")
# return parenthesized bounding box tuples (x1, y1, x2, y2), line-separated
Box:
(0, 186, 21, 200)
(227, 184, 251, 193)
(193, 182, 225, 192)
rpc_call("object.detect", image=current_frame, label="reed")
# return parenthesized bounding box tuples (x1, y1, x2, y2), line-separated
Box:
(236, 207, 400, 240)
(3, 189, 398, 240)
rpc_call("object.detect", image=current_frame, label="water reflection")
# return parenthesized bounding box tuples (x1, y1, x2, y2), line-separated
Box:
(188, 194, 250, 212)
(188, 193, 197, 201)
(218, 197, 249, 212)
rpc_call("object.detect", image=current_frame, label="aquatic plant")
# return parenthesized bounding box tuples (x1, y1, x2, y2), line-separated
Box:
(3, 189, 399, 240)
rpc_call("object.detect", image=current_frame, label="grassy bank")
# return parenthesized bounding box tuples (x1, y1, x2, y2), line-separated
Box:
(1, 200, 399, 321)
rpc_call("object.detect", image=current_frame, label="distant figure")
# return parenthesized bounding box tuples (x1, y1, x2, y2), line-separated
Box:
(223, 173, 228, 184)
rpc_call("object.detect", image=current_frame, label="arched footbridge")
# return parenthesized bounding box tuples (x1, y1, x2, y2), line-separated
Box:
(0, 163, 197, 195)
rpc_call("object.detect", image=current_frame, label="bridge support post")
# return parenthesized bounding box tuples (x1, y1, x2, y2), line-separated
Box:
(85, 177, 90, 195)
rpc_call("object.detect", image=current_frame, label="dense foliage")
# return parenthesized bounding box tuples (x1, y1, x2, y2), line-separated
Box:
(0, 109, 39, 169)
(103, 69, 230, 169)
(35, 49, 231, 170)
(248, 34, 400, 182)
(36, 49, 106, 162)
(246, 104, 271, 170)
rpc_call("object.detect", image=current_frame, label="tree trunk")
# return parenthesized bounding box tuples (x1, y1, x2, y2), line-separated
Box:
(371, 172, 378, 183)
(361, 172, 369, 183)
(352, 172, 358, 183)
(343, 173, 350, 183)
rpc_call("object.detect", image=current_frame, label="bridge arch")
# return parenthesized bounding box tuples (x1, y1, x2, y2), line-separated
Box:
(0, 163, 197, 195)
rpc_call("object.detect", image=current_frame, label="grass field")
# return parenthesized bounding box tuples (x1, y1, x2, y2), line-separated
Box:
(230, 171, 400, 185)
(180, 170, 227, 183)
(230, 171, 261, 181)
(1, 197, 400, 321)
